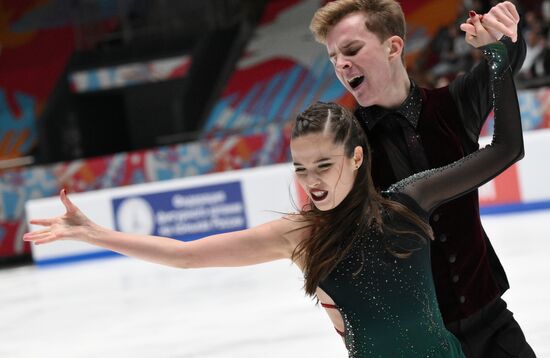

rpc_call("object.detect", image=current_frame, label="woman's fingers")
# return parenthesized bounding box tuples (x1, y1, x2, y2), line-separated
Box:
(470, 13, 484, 30)
(29, 190, 77, 228)
(460, 22, 476, 37)
(23, 231, 55, 242)
(29, 218, 55, 226)
(60, 189, 78, 214)
(30, 234, 58, 245)
(24, 190, 86, 245)
(461, 14, 485, 47)
(25, 227, 52, 237)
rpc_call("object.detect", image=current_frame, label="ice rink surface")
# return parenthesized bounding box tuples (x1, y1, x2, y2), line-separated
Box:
(1, 209, 548, 358)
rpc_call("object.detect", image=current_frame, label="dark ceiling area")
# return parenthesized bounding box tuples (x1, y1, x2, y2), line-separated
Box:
(34, 0, 269, 164)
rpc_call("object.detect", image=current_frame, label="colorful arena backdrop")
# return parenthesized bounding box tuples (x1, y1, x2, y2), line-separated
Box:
(0, 0, 76, 160)
(201, 0, 550, 138)
(0, 0, 193, 162)
(68, 55, 193, 93)
(201, 0, 465, 138)
(2, 0, 550, 164)
(481, 87, 550, 137)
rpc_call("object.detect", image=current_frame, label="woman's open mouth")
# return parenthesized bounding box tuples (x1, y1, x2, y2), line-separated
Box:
(310, 189, 328, 202)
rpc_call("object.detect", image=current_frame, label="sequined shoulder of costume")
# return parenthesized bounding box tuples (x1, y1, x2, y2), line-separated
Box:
(385, 167, 438, 194)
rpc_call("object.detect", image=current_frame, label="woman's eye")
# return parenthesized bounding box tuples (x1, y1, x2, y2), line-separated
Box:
(318, 164, 332, 171)
(295, 168, 306, 175)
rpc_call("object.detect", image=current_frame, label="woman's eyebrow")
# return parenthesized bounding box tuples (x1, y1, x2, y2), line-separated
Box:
(315, 157, 333, 163)
(293, 157, 336, 166)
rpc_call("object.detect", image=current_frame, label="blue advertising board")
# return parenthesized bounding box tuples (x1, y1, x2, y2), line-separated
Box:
(112, 181, 247, 241)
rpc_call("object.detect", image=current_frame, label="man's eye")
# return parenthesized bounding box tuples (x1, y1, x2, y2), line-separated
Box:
(345, 48, 359, 56)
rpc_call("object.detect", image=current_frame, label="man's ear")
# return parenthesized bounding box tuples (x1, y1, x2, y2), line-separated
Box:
(387, 35, 404, 61)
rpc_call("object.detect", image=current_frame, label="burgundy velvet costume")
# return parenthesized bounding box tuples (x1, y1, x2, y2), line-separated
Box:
(365, 85, 506, 324)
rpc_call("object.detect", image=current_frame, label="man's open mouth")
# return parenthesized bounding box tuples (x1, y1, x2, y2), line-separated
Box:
(348, 75, 364, 89)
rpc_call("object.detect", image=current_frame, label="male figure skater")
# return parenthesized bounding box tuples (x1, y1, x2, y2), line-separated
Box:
(310, 1, 535, 356)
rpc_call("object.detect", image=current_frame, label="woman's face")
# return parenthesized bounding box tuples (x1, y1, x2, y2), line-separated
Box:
(291, 133, 362, 211)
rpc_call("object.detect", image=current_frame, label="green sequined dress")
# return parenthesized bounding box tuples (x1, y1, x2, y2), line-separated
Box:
(319, 192, 466, 357)
(319, 42, 522, 358)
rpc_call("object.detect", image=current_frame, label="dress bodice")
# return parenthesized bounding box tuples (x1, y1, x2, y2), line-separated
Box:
(319, 193, 465, 357)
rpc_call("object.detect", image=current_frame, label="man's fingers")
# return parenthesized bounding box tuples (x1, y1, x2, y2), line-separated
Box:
(498, 5, 517, 25)
(481, 16, 514, 38)
(489, 2, 519, 24)
(486, 8, 516, 29)
(491, 4, 519, 42)
(502, 1, 520, 23)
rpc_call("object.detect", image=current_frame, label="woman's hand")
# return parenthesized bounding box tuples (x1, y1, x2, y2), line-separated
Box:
(23, 189, 100, 245)
(460, 2, 520, 47)
(461, 12, 498, 49)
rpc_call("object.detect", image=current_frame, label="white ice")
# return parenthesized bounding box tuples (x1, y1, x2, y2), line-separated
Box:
(0, 209, 548, 358)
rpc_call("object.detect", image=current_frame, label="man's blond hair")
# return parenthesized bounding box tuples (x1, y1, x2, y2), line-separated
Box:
(310, 0, 406, 45)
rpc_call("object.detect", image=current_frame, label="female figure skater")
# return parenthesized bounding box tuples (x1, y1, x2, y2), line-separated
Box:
(24, 26, 522, 358)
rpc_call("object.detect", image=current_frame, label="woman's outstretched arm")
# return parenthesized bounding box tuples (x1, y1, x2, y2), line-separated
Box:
(24, 189, 304, 268)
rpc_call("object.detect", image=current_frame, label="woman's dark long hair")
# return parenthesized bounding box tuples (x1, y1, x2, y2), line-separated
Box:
(291, 102, 433, 296)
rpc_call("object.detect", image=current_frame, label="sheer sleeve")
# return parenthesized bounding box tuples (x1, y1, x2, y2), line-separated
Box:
(388, 42, 524, 215)
(449, 33, 526, 149)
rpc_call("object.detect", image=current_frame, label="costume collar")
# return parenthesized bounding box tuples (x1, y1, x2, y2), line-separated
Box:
(357, 80, 422, 130)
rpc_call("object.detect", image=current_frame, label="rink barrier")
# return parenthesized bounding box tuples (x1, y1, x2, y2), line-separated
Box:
(36, 250, 122, 267)
(480, 200, 550, 216)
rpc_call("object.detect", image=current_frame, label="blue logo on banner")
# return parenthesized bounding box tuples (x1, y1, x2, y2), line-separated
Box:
(112, 181, 247, 241)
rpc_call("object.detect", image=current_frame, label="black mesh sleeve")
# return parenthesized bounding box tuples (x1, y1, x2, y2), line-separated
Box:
(449, 33, 526, 149)
(388, 42, 524, 215)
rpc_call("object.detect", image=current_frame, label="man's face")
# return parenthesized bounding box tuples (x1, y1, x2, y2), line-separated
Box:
(326, 12, 394, 107)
